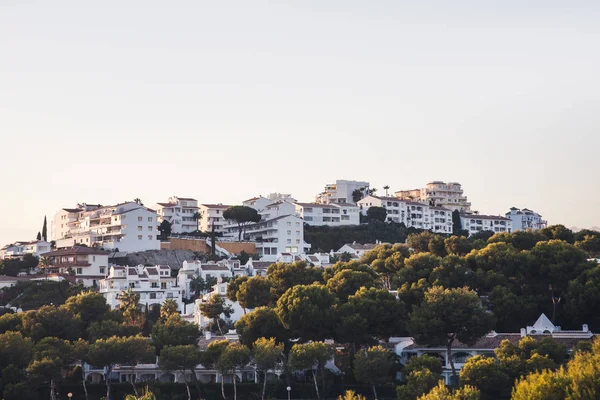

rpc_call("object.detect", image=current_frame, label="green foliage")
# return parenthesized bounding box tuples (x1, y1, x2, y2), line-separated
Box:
(226, 275, 250, 302)
(198, 293, 233, 335)
(353, 346, 393, 388)
(444, 236, 473, 257)
(511, 368, 570, 400)
(540, 225, 575, 244)
(326, 269, 379, 302)
(276, 284, 336, 341)
(158, 344, 199, 374)
(160, 299, 179, 320)
(63, 290, 110, 329)
(253, 337, 283, 371)
(419, 382, 481, 400)
(459, 356, 510, 400)
(1, 280, 76, 310)
(158, 220, 172, 240)
(290, 341, 335, 372)
(237, 276, 273, 309)
(367, 206, 388, 222)
(403, 355, 443, 376)
(407, 232, 437, 253)
(151, 314, 201, 353)
(452, 210, 462, 236)
(396, 369, 439, 400)
(267, 261, 324, 299)
(223, 205, 261, 240)
(21, 305, 82, 342)
(339, 390, 367, 400)
(234, 307, 289, 349)
(0, 331, 33, 368)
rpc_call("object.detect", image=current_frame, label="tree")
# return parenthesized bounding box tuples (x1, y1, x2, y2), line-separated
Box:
(133, 198, 144, 206)
(21, 305, 82, 342)
(119, 289, 142, 325)
(403, 354, 443, 376)
(253, 337, 283, 400)
(367, 206, 387, 223)
(192, 211, 203, 230)
(63, 291, 110, 331)
(72, 339, 91, 400)
(217, 342, 252, 400)
(290, 342, 334, 400)
(444, 236, 472, 257)
(226, 275, 250, 303)
(353, 346, 393, 400)
(459, 356, 510, 400)
(223, 206, 261, 241)
(237, 276, 273, 311)
(452, 210, 462, 235)
(87, 336, 154, 400)
(396, 368, 439, 400)
(339, 391, 367, 400)
(0, 331, 33, 369)
(158, 220, 172, 241)
(234, 307, 289, 349)
(352, 189, 364, 203)
(276, 284, 336, 341)
(151, 314, 201, 353)
(160, 299, 179, 320)
(419, 382, 481, 400)
(409, 286, 495, 379)
(28, 337, 72, 400)
(407, 232, 437, 253)
(199, 293, 233, 335)
(429, 235, 447, 257)
(36, 231, 42, 241)
(158, 345, 199, 400)
(199, 340, 229, 400)
(326, 269, 379, 302)
(511, 368, 570, 400)
(267, 261, 324, 299)
(540, 225, 575, 244)
(86, 319, 141, 342)
(42, 216, 48, 241)
(575, 234, 600, 257)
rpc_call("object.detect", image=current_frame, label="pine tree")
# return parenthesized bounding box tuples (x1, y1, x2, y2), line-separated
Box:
(42, 216, 48, 241)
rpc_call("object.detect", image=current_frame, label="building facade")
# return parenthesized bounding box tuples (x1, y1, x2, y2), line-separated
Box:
(505, 207, 547, 231)
(460, 213, 512, 235)
(198, 204, 231, 234)
(52, 202, 160, 252)
(99, 264, 184, 313)
(42, 246, 109, 287)
(394, 181, 472, 212)
(315, 179, 370, 204)
(0, 240, 51, 259)
(294, 202, 360, 226)
(152, 196, 200, 234)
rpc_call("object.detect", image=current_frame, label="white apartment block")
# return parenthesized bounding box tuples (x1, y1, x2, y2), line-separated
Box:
(53, 202, 160, 253)
(198, 204, 231, 234)
(395, 181, 472, 213)
(315, 179, 370, 204)
(99, 265, 184, 312)
(152, 196, 200, 234)
(51, 203, 103, 243)
(294, 202, 360, 226)
(223, 214, 309, 261)
(358, 196, 453, 233)
(0, 240, 51, 259)
(43, 246, 109, 287)
(460, 213, 512, 235)
(505, 207, 547, 231)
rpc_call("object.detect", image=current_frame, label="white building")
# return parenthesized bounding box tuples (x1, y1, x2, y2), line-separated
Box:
(506, 207, 547, 231)
(394, 314, 594, 384)
(316, 179, 370, 204)
(294, 202, 360, 226)
(337, 242, 378, 258)
(198, 204, 231, 234)
(460, 213, 512, 235)
(357, 196, 453, 233)
(42, 246, 109, 287)
(194, 282, 245, 329)
(395, 181, 472, 213)
(51, 204, 102, 242)
(52, 202, 160, 252)
(152, 196, 200, 234)
(0, 240, 51, 259)
(99, 265, 185, 313)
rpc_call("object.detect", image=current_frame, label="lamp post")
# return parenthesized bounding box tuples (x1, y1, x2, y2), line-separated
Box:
(287, 386, 291, 400)
(67, 394, 73, 399)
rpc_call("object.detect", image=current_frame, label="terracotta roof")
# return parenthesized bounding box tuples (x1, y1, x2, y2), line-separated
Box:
(146, 268, 158, 275)
(156, 202, 175, 207)
(159, 265, 171, 269)
(127, 268, 138, 276)
(251, 262, 272, 269)
(461, 214, 511, 221)
(201, 264, 230, 271)
(243, 197, 260, 202)
(0, 275, 30, 282)
(45, 247, 108, 256)
(308, 255, 319, 262)
(281, 253, 292, 256)
(343, 243, 377, 251)
(201, 204, 231, 209)
(113, 266, 126, 270)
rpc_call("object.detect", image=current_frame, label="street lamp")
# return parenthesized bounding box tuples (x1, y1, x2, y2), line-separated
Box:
(67, 394, 73, 399)
(286, 386, 291, 400)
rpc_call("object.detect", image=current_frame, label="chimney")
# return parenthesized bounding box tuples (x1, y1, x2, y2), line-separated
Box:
(583, 324, 589, 332)
(520, 328, 526, 337)
(205, 330, 212, 340)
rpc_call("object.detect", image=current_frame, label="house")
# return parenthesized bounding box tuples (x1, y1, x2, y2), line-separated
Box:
(337, 242, 378, 258)
(0, 275, 31, 290)
(506, 207, 547, 231)
(394, 181, 472, 213)
(0, 240, 51, 259)
(194, 281, 245, 328)
(394, 314, 594, 383)
(41, 247, 109, 287)
(460, 213, 512, 235)
(152, 196, 200, 234)
(294, 202, 360, 226)
(315, 179, 370, 204)
(198, 204, 231, 234)
(52, 202, 160, 252)
(99, 265, 184, 312)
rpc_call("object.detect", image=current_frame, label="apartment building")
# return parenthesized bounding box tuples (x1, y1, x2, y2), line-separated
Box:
(357, 195, 454, 233)
(460, 214, 512, 235)
(0, 240, 51, 259)
(315, 179, 370, 204)
(51, 203, 103, 242)
(99, 265, 184, 312)
(395, 181, 472, 212)
(152, 196, 200, 234)
(42, 246, 109, 287)
(52, 202, 160, 252)
(198, 204, 231, 234)
(505, 207, 547, 231)
(294, 202, 360, 226)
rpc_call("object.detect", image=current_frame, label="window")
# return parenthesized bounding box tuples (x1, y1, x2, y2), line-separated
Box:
(148, 217, 152, 222)
(148, 235, 153, 240)
(148, 226, 152, 231)
(161, 282, 167, 289)
(122, 224, 127, 229)
(138, 235, 143, 240)
(100, 267, 105, 274)
(287, 230, 291, 235)
(138, 216, 142, 221)
(287, 239, 291, 244)
(76, 268, 83, 274)
(296, 239, 300, 244)
(92, 256, 96, 261)
(287, 222, 291, 226)
(296, 230, 300, 235)
(151, 282, 158, 288)
(138, 226, 142, 231)
(122, 215, 126, 220)
(296, 222, 300, 226)
(150, 293, 156, 299)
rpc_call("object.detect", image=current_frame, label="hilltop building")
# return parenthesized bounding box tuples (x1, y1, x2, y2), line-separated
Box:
(152, 196, 199, 234)
(316, 179, 370, 204)
(506, 207, 547, 231)
(394, 181, 472, 213)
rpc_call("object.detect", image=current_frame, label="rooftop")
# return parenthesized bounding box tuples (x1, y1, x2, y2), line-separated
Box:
(44, 247, 109, 257)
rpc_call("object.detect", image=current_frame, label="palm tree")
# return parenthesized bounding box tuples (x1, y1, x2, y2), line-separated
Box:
(120, 289, 141, 325)
(192, 211, 202, 231)
(383, 185, 390, 196)
(133, 198, 144, 206)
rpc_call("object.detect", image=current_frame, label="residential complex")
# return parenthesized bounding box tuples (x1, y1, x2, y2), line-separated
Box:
(152, 196, 199, 234)
(460, 213, 512, 235)
(394, 181, 472, 212)
(99, 264, 184, 312)
(42, 246, 109, 287)
(358, 195, 454, 234)
(506, 207, 547, 231)
(0, 240, 51, 259)
(294, 202, 360, 226)
(198, 204, 231, 234)
(316, 179, 370, 204)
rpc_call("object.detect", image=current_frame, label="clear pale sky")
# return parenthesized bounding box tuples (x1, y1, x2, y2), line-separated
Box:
(2, 1, 599, 245)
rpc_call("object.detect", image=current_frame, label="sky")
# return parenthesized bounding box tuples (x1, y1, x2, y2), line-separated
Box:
(1, 0, 600, 245)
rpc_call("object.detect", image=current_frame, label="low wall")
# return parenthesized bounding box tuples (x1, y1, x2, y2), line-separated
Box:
(162, 238, 256, 255)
